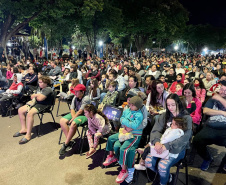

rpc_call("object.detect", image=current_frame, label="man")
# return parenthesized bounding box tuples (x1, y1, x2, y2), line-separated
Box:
(175, 62, 185, 75)
(207, 73, 226, 96)
(106, 60, 118, 75)
(22, 67, 38, 91)
(48, 60, 61, 78)
(85, 63, 101, 85)
(59, 84, 90, 155)
(146, 64, 161, 79)
(145, 75, 155, 95)
(193, 81, 226, 171)
(129, 66, 142, 87)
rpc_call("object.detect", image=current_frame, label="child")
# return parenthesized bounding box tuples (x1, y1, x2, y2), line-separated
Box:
(89, 78, 100, 101)
(169, 73, 184, 93)
(84, 104, 112, 159)
(134, 117, 187, 170)
(99, 74, 108, 90)
(103, 96, 144, 183)
(98, 81, 118, 111)
(57, 78, 79, 99)
(175, 83, 184, 96)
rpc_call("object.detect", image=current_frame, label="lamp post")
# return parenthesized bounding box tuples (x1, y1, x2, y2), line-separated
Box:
(99, 40, 103, 58)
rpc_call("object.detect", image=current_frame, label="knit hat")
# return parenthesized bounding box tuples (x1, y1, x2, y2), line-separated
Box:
(129, 96, 143, 110)
(127, 89, 138, 98)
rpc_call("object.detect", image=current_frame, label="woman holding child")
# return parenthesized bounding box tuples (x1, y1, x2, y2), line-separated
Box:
(135, 94, 192, 185)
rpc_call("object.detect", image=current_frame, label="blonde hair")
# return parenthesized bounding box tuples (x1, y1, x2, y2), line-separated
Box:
(71, 78, 79, 87)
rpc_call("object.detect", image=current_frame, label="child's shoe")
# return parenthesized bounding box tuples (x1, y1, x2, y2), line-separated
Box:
(134, 163, 146, 170)
(115, 170, 128, 183)
(103, 155, 117, 166)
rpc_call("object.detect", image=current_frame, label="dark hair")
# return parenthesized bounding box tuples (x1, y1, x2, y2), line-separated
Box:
(13, 67, 19, 73)
(173, 117, 187, 131)
(129, 75, 138, 88)
(123, 65, 130, 76)
(182, 82, 196, 98)
(90, 78, 99, 97)
(177, 73, 183, 78)
(109, 69, 118, 78)
(176, 83, 184, 89)
(84, 104, 109, 125)
(149, 80, 164, 106)
(165, 94, 187, 125)
(145, 75, 155, 81)
(194, 78, 205, 90)
(129, 66, 135, 71)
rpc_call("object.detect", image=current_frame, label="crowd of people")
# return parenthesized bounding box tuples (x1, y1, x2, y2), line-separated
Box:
(0, 52, 226, 184)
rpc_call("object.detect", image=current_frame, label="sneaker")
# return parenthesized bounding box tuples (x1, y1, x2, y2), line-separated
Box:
(168, 174, 172, 183)
(59, 143, 68, 156)
(65, 141, 76, 152)
(115, 170, 128, 183)
(134, 163, 146, 170)
(103, 155, 118, 166)
(200, 158, 213, 171)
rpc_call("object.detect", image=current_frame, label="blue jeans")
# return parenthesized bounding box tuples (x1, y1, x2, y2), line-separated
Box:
(145, 149, 186, 185)
(100, 92, 106, 103)
(86, 79, 91, 87)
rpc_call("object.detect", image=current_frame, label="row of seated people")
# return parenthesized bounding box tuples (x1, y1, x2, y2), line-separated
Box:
(9, 72, 226, 184)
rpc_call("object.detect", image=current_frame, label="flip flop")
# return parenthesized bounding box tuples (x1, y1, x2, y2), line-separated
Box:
(86, 150, 97, 159)
(19, 137, 30, 144)
(13, 131, 27, 137)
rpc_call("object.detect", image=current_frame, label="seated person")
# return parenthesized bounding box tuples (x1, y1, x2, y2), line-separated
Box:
(13, 76, 53, 144)
(135, 117, 187, 170)
(175, 83, 184, 96)
(59, 84, 91, 155)
(102, 96, 145, 183)
(22, 66, 38, 92)
(0, 74, 23, 116)
(193, 81, 226, 171)
(0, 69, 9, 94)
(58, 78, 79, 99)
(84, 104, 112, 158)
(98, 81, 118, 111)
(48, 60, 61, 79)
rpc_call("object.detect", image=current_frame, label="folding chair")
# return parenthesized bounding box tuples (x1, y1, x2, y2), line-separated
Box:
(56, 97, 72, 117)
(37, 91, 58, 136)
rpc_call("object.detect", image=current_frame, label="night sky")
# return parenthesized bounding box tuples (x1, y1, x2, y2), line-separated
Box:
(180, 0, 226, 27)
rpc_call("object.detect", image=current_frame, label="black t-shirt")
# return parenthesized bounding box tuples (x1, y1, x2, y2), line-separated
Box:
(36, 87, 53, 105)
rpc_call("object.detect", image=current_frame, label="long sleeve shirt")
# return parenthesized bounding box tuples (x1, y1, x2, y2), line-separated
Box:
(195, 88, 206, 103)
(22, 73, 38, 86)
(187, 97, 202, 125)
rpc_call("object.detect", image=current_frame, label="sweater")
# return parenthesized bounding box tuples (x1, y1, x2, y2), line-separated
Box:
(187, 97, 202, 125)
(195, 88, 206, 103)
(88, 113, 112, 135)
(120, 108, 144, 136)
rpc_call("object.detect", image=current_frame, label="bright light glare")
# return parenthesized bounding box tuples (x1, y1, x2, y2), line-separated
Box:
(145, 48, 148, 51)
(174, 45, 179, 50)
(72, 46, 75, 49)
(99, 41, 103, 46)
(203, 47, 208, 52)
(42, 47, 45, 50)
(153, 41, 156, 44)
(7, 42, 12, 47)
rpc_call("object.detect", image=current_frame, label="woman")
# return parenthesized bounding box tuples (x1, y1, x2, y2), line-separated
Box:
(182, 83, 202, 129)
(124, 76, 140, 97)
(202, 71, 216, 91)
(84, 104, 112, 158)
(194, 78, 206, 103)
(145, 94, 192, 185)
(146, 80, 169, 115)
(122, 65, 130, 86)
(13, 76, 53, 144)
(136, 63, 145, 77)
(169, 73, 184, 94)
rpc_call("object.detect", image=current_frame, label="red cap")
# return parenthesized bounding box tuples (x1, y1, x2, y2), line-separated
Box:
(74, 84, 86, 92)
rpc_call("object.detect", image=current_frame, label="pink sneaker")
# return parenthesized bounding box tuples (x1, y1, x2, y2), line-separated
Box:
(103, 155, 117, 166)
(115, 170, 128, 183)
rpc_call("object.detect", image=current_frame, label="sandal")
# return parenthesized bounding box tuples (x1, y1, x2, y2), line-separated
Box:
(19, 137, 30, 144)
(86, 149, 96, 159)
(13, 131, 27, 137)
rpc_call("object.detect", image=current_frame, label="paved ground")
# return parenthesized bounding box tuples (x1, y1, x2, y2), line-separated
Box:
(0, 99, 225, 185)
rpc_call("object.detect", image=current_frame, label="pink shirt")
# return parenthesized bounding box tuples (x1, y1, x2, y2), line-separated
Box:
(195, 88, 206, 103)
(6, 71, 13, 79)
(187, 97, 202, 125)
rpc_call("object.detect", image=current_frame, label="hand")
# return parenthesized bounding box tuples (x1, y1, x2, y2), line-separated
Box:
(154, 142, 163, 153)
(122, 129, 128, 134)
(30, 94, 36, 99)
(69, 118, 74, 124)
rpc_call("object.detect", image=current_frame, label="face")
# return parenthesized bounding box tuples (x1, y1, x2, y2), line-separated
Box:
(184, 89, 193, 98)
(145, 77, 151, 85)
(13, 75, 17, 82)
(101, 75, 106, 81)
(194, 80, 199, 84)
(169, 68, 174, 75)
(108, 85, 115, 92)
(74, 90, 83, 98)
(176, 85, 182, 92)
(109, 74, 114, 81)
(167, 99, 177, 114)
(220, 76, 226, 81)
(151, 65, 156, 72)
(129, 78, 136, 88)
(206, 73, 212, 80)
(156, 84, 164, 94)
(129, 103, 138, 111)
(177, 63, 181, 68)
(184, 79, 189, 85)
(124, 67, 128, 73)
(160, 76, 165, 82)
(176, 75, 182, 81)
(219, 86, 226, 98)
(84, 110, 93, 118)
(38, 80, 47, 89)
(50, 62, 54, 67)
(129, 70, 135, 76)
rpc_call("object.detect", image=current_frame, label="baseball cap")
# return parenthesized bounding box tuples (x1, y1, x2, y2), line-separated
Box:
(74, 84, 86, 92)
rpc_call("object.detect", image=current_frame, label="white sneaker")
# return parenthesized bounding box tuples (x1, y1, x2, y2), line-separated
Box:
(134, 164, 146, 170)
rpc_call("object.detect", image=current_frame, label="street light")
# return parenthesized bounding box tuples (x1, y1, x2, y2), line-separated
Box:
(203, 47, 208, 52)
(174, 45, 179, 51)
(72, 46, 75, 50)
(7, 42, 12, 47)
(99, 40, 103, 46)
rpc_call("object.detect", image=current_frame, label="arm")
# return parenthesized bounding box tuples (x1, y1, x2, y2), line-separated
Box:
(190, 98, 202, 124)
(85, 70, 91, 79)
(120, 109, 143, 129)
(92, 88, 101, 100)
(203, 97, 226, 116)
(27, 74, 38, 84)
(91, 70, 100, 79)
(117, 76, 126, 91)
(146, 92, 151, 107)
(200, 89, 206, 103)
(9, 85, 23, 94)
(31, 93, 47, 101)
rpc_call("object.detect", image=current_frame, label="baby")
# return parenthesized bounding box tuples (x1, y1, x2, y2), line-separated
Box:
(134, 117, 187, 170)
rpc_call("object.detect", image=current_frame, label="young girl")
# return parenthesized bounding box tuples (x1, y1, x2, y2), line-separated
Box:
(6, 64, 13, 80)
(194, 78, 206, 103)
(84, 104, 112, 158)
(89, 78, 100, 101)
(103, 96, 144, 183)
(99, 74, 108, 90)
(58, 78, 79, 99)
(175, 83, 184, 96)
(135, 117, 187, 170)
(169, 73, 184, 93)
